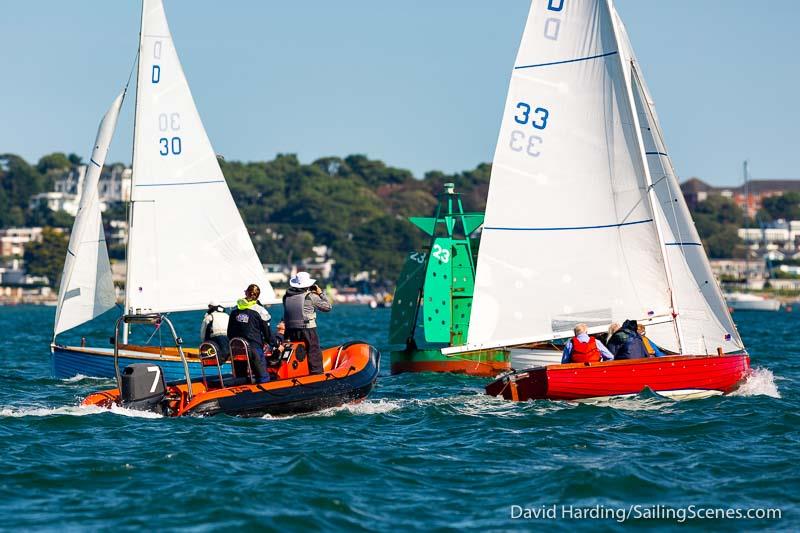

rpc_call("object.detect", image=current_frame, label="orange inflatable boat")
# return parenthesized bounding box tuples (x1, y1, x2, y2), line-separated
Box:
(82, 314, 380, 417)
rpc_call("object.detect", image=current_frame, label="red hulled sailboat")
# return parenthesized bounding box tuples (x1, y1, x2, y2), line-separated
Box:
(444, 0, 751, 401)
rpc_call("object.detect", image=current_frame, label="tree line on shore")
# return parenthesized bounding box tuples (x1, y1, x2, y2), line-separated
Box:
(2, 151, 797, 288)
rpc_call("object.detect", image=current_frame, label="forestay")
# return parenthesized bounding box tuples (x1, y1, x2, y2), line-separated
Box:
(613, 6, 743, 354)
(465, 0, 676, 351)
(53, 94, 122, 336)
(127, 0, 275, 314)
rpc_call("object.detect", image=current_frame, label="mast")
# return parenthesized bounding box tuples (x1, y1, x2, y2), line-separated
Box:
(606, 0, 686, 353)
(122, 0, 146, 344)
(743, 160, 751, 282)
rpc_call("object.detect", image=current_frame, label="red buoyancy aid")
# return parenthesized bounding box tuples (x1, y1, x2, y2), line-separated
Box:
(570, 336, 602, 363)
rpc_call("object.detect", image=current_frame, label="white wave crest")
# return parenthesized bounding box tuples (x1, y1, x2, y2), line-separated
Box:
(338, 399, 403, 415)
(61, 374, 109, 383)
(108, 404, 164, 418)
(0, 405, 107, 418)
(731, 367, 781, 398)
(0, 403, 162, 419)
(579, 393, 676, 411)
(262, 399, 402, 420)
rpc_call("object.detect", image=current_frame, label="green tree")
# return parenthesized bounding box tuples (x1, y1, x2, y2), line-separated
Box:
(758, 192, 800, 221)
(25, 204, 74, 228)
(691, 196, 745, 259)
(23, 227, 69, 287)
(0, 154, 47, 215)
(36, 152, 71, 175)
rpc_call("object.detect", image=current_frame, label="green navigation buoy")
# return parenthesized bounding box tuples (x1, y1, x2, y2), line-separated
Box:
(389, 183, 510, 376)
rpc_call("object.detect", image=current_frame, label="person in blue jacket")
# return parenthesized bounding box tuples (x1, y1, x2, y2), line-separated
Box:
(606, 319, 648, 360)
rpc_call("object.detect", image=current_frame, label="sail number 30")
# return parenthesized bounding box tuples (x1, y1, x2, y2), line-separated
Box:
(151, 40, 183, 157)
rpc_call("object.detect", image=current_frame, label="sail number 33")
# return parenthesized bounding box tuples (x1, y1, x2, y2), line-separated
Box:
(510, 102, 550, 157)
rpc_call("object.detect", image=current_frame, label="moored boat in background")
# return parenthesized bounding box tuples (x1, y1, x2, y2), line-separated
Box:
(725, 292, 782, 312)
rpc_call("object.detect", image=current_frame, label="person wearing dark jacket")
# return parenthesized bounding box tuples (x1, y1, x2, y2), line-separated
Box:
(606, 319, 648, 360)
(227, 284, 272, 383)
(283, 272, 332, 375)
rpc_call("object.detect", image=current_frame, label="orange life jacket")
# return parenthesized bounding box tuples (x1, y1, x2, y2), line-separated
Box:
(642, 336, 656, 356)
(571, 336, 602, 363)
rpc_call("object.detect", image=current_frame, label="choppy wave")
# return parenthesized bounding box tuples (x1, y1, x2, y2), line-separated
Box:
(61, 373, 110, 383)
(0, 403, 162, 419)
(0, 405, 107, 418)
(263, 399, 404, 420)
(0, 305, 796, 530)
(731, 367, 781, 398)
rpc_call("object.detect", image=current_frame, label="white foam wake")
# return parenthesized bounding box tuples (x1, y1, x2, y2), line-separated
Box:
(262, 399, 403, 420)
(0, 405, 106, 418)
(61, 374, 110, 383)
(731, 367, 781, 398)
(0, 404, 162, 419)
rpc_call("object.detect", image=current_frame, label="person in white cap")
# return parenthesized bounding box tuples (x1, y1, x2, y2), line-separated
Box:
(200, 301, 230, 358)
(283, 271, 332, 374)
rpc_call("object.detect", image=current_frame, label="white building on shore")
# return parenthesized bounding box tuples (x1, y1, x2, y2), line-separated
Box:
(29, 163, 132, 216)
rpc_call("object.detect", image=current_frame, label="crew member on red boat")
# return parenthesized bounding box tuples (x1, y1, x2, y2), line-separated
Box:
(562, 323, 614, 364)
(606, 319, 648, 360)
(637, 324, 664, 357)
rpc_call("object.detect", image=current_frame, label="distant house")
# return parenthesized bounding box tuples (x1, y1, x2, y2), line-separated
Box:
(263, 263, 289, 285)
(300, 245, 335, 280)
(680, 178, 715, 210)
(0, 227, 43, 257)
(29, 163, 132, 216)
(681, 177, 800, 217)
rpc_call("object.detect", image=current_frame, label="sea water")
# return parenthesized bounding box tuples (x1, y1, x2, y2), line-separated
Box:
(0, 305, 795, 531)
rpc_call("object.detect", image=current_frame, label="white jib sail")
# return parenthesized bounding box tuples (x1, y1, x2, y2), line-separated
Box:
(53, 93, 123, 336)
(613, 6, 743, 354)
(126, 0, 275, 314)
(464, 0, 677, 352)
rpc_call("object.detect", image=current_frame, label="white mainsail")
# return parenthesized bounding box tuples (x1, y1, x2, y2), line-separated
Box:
(126, 0, 275, 314)
(465, 0, 677, 351)
(613, 6, 743, 354)
(53, 93, 123, 336)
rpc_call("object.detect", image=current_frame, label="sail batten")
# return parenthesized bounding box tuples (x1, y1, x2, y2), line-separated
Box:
(126, 0, 274, 315)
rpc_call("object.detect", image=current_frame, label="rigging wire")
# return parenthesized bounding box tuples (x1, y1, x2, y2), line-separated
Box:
(124, 49, 139, 93)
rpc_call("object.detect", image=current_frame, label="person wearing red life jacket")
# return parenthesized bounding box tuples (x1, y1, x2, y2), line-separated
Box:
(562, 323, 615, 364)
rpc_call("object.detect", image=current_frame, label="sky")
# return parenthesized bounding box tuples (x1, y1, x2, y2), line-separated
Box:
(0, 0, 797, 186)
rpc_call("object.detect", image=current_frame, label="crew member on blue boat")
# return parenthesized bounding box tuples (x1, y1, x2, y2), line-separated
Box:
(227, 284, 272, 383)
(200, 301, 230, 359)
(606, 319, 648, 360)
(637, 324, 664, 357)
(562, 323, 614, 363)
(283, 272, 332, 375)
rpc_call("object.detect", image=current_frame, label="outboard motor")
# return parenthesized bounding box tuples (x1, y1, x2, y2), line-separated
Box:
(120, 363, 166, 413)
